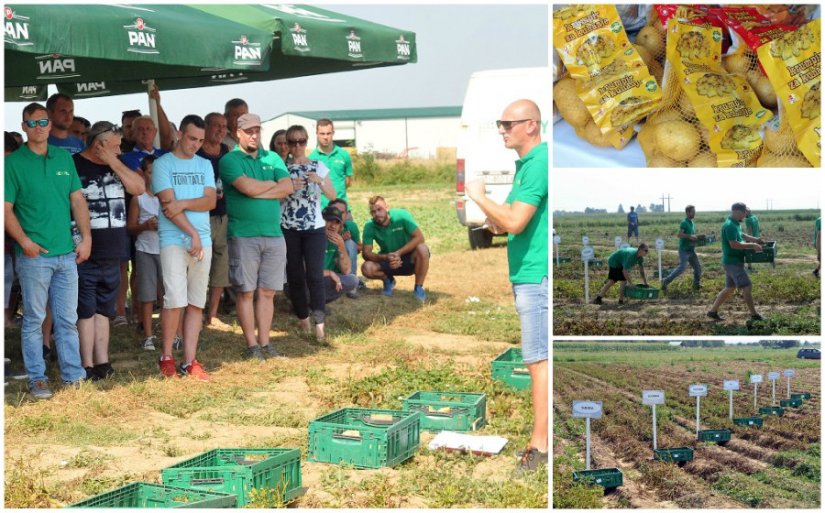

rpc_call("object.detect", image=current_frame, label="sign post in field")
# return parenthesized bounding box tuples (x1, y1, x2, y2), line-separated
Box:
(768, 372, 780, 405)
(572, 401, 603, 470)
(655, 238, 665, 284)
(642, 390, 665, 450)
(784, 369, 795, 398)
(750, 374, 763, 414)
(554, 235, 561, 267)
(689, 384, 708, 437)
(614, 236, 622, 250)
(723, 380, 740, 420)
(582, 245, 594, 304)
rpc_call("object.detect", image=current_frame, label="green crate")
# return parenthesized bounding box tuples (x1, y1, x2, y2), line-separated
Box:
(780, 398, 803, 408)
(653, 447, 694, 463)
(69, 482, 237, 508)
(307, 407, 421, 469)
(160, 448, 302, 507)
(745, 241, 777, 263)
(698, 429, 731, 443)
(402, 391, 486, 432)
(791, 392, 811, 400)
(733, 416, 763, 427)
(491, 347, 531, 390)
(573, 468, 623, 489)
(623, 284, 659, 300)
(696, 234, 716, 246)
(759, 406, 784, 416)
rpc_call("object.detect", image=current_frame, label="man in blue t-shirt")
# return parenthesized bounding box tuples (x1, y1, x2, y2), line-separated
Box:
(627, 206, 639, 242)
(152, 115, 215, 382)
(46, 93, 85, 154)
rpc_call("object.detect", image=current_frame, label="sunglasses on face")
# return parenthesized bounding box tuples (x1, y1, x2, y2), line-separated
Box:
(495, 119, 532, 130)
(24, 118, 50, 128)
(288, 139, 308, 146)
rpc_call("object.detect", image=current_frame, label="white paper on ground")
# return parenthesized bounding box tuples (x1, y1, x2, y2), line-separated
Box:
(427, 431, 508, 456)
(552, 119, 646, 168)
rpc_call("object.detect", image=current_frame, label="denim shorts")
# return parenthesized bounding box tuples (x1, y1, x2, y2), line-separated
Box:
(512, 276, 548, 364)
(723, 263, 751, 288)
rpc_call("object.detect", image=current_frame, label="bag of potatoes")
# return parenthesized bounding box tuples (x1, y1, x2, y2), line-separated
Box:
(553, 5, 662, 149)
(756, 20, 819, 167)
(642, 11, 773, 167)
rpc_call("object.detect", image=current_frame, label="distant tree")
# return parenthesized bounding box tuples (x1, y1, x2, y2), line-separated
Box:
(637, 205, 647, 213)
(618, 204, 625, 214)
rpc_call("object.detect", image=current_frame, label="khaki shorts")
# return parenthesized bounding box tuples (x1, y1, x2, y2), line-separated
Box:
(160, 244, 213, 309)
(228, 236, 286, 292)
(209, 215, 230, 288)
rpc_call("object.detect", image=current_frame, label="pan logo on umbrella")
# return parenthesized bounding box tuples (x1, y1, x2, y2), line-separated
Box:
(232, 35, 263, 66)
(74, 81, 112, 98)
(290, 22, 310, 53)
(346, 30, 363, 59)
(34, 53, 79, 81)
(4, 7, 32, 46)
(396, 35, 411, 61)
(123, 17, 158, 55)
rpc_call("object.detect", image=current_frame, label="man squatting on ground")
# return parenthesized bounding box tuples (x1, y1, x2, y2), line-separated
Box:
(593, 244, 650, 305)
(466, 99, 548, 472)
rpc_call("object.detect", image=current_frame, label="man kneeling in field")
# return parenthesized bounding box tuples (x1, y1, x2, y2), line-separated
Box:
(361, 196, 429, 301)
(593, 243, 649, 305)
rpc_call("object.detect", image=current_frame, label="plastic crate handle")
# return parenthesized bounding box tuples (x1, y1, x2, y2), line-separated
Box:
(332, 433, 364, 443)
(190, 477, 225, 486)
(512, 367, 529, 375)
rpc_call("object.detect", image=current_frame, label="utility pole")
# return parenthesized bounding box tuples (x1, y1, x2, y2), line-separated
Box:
(660, 193, 673, 213)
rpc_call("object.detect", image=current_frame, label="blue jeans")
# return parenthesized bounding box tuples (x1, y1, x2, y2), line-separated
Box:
(513, 276, 548, 364)
(663, 248, 702, 287)
(344, 239, 358, 276)
(16, 253, 86, 385)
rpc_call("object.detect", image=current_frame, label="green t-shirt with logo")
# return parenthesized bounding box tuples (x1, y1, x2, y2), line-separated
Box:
(506, 142, 548, 284)
(343, 219, 361, 245)
(362, 208, 418, 254)
(608, 247, 644, 269)
(721, 216, 747, 265)
(219, 147, 289, 238)
(679, 218, 695, 251)
(324, 241, 346, 272)
(309, 145, 352, 208)
(745, 214, 760, 237)
(4, 144, 81, 257)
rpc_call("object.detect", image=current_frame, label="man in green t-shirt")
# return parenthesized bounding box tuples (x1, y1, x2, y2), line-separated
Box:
(465, 99, 547, 473)
(662, 205, 702, 292)
(814, 217, 821, 278)
(309, 119, 353, 209)
(594, 244, 650, 304)
(321, 206, 359, 303)
(708, 202, 764, 322)
(330, 198, 363, 297)
(361, 196, 430, 300)
(744, 208, 761, 271)
(4, 102, 92, 399)
(219, 113, 293, 360)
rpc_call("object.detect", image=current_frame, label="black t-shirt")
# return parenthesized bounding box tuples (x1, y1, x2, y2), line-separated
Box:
(72, 153, 130, 260)
(197, 143, 229, 217)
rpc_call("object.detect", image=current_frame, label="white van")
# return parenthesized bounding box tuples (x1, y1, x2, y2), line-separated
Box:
(455, 67, 550, 249)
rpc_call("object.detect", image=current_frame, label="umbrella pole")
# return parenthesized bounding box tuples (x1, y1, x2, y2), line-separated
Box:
(148, 80, 161, 148)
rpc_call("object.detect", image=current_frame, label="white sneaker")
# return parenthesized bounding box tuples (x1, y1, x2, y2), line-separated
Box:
(143, 336, 157, 351)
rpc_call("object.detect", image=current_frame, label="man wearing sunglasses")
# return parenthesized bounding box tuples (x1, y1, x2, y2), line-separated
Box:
(5, 102, 92, 399)
(46, 93, 85, 155)
(465, 99, 547, 472)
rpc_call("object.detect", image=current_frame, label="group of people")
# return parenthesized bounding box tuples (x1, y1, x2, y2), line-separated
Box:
(4, 92, 432, 397)
(594, 203, 821, 322)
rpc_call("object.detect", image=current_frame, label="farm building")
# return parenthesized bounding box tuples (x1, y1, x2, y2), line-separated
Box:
(260, 106, 461, 160)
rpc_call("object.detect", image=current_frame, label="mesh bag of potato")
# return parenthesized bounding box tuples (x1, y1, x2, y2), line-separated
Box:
(641, 9, 773, 167)
(553, 5, 662, 149)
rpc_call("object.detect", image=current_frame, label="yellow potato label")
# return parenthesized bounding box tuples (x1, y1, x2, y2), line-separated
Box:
(757, 20, 821, 167)
(553, 4, 662, 148)
(667, 18, 773, 166)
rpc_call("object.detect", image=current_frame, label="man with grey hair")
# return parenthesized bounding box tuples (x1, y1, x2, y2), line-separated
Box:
(707, 202, 765, 322)
(222, 98, 248, 149)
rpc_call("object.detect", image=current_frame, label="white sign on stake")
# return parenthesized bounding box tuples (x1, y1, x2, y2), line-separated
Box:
(582, 246, 594, 304)
(642, 390, 665, 405)
(750, 374, 763, 384)
(655, 238, 665, 250)
(768, 372, 780, 405)
(689, 384, 708, 396)
(614, 236, 622, 248)
(784, 369, 795, 399)
(620, 242, 630, 249)
(572, 400, 603, 419)
(724, 380, 739, 420)
(582, 235, 590, 246)
(554, 235, 561, 266)
(768, 372, 780, 380)
(750, 374, 762, 413)
(554, 235, 561, 245)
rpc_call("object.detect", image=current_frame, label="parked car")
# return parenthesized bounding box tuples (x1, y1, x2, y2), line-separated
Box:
(797, 348, 821, 359)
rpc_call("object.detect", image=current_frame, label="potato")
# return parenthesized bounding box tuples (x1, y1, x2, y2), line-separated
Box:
(651, 109, 685, 125)
(697, 123, 711, 146)
(575, 120, 613, 147)
(554, 77, 591, 128)
(636, 25, 665, 58)
(648, 153, 684, 167)
(655, 120, 700, 161)
(677, 92, 696, 118)
(637, 122, 658, 155)
(687, 152, 717, 167)
(747, 70, 777, 109)
(757, 151, 812, 167)
(764, 117, 796, 153)
(722, 53, 750, 75)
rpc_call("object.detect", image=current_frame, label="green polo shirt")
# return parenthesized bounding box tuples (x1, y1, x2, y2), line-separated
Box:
(745, 214, 760, 237)
(324, 241, 342, 272)
(219, 146, 289, 238)
(608, 247, 644, 269)
(343, 219, 361, 245)
(362, 208, 418, 254)
(678, 218, 696, 251)
(506, 142, 548, 284)
(309, 145, 352, 207)
(4, 144, 81, 257)
(721, 215, 747, 265)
